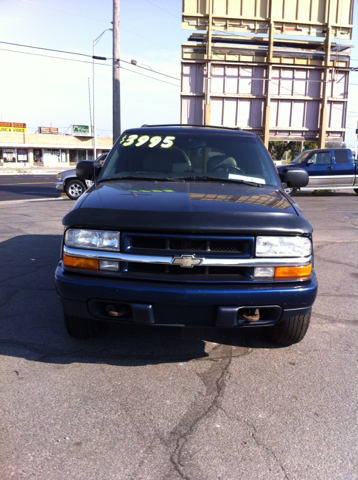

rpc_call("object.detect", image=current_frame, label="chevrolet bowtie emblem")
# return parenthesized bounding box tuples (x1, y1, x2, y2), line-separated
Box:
(172, 255, 203, 268)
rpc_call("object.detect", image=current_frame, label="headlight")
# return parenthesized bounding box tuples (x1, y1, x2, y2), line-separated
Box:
(65, 229, 120, 251)
(256, 236, 311, 257)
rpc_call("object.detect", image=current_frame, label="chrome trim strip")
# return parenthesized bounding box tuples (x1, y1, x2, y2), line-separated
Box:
(63, 246, 312, 267)
(307, 175, 355, 179)
(301, 186, 356, 191)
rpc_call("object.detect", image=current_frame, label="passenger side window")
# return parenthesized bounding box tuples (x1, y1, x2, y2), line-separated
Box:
(334, 150, 349, 164)
(310, 152, 331, 165)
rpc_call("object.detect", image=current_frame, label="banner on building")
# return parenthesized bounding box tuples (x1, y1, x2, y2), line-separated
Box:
(72, 124, 93, 137)
(39, 127, 59, 134)
(13, 123, 27, 133)
(0, 122, 27, 133)
(0, 122, 13, 132)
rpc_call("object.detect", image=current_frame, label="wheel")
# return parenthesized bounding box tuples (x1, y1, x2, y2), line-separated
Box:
(64, 314, 105, 339)
(266, 309, 311, 345)
(284, 187, 297, 196)
(354, 189, 358, 195)
(65, 179, 86, 200)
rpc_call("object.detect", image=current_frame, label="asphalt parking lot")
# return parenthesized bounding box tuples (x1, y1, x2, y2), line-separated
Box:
(0, 191, 357, 480)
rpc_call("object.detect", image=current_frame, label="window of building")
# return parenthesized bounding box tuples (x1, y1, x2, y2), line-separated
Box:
(3, 148, 17, 163)
(17, 148, 28, 162)
(34, 149, 43, 163)
(70, 149, 95, 163)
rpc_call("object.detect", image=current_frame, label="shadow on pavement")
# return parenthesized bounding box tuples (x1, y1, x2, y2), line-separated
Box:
(0, 235, 280, 368)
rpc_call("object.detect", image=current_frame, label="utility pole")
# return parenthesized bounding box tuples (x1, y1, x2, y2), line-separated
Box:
(113, 0, 121, 143)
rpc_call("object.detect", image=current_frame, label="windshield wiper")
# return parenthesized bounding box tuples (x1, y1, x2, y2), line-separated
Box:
(98, 175, 263, 187)
(98, 176, 185, 183)
(178, 175, 263, 187)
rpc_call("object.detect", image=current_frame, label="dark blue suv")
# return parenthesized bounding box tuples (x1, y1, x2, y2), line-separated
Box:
(55, 125, 317, 345)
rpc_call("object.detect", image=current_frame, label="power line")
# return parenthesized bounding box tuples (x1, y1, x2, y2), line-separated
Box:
(121, 26, 179, 53)
(0, 47, 180, 87)
(146, 0, 181, 19)
(0, 40, 92, 58)
(0, 41, 180, 80)
(121, 59, 179, 80)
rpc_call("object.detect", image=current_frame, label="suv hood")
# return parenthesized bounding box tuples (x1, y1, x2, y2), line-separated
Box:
(63, 180, 312, 235)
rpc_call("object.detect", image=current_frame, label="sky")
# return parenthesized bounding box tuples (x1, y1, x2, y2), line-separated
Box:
(0, 0, 358, 146)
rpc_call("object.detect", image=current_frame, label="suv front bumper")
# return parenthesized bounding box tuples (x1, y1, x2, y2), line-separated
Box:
(55, 264, 317, 327)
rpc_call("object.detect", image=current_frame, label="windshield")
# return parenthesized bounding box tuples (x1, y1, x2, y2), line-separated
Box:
(291, 151, 311, 164)
(100, 130, 280, 187)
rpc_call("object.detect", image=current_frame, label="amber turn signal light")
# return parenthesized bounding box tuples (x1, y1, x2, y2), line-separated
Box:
(275, 264, 312, 280)
(63, 254, 99, 270)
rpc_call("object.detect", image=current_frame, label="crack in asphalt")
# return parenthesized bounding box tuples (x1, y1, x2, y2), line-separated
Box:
(314, 254, 357, 268)
(220, 406, 290, 480)
(168, 344, 251, 479)
(0, 263, 57, 284)
(0, 288, 19, 309)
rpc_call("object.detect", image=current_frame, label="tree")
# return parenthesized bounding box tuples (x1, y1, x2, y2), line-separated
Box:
(304, 141, 318, 150)
(325, 141, 346, 148)
(268, 140, 322, 162)
(268, 141, 301, 161)
(269, 141, 293, 160)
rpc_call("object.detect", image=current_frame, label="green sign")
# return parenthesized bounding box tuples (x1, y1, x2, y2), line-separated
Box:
(72, 124, 93, 137)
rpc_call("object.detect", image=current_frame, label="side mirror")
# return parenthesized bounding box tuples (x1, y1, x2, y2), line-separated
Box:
(279, 168, 309, 188)
(76, 160, 101, 181)
(306, 158, 313, 165)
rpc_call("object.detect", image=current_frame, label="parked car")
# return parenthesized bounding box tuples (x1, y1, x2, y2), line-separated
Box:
(277, 148, 358, 195)
(55, 125, 316, 345)
(55, 153, 108, 200)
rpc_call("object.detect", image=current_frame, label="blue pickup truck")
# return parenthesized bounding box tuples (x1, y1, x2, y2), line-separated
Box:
(277, 148, 358, 195)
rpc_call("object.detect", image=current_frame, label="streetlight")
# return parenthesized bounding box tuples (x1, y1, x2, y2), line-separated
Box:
(93, 28, 112, 160)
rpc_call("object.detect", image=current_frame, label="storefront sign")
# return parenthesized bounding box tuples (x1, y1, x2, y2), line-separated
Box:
(13, 122, 27, 133)
(72, 124, 93, 137)
(39, 127, 59, 134)
(0, 122, 27, 133)
(0, 122, 12, 132)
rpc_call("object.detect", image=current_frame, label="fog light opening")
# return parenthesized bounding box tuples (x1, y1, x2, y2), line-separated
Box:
(106, 304, 131, 318)
(238, 308, 260, 322)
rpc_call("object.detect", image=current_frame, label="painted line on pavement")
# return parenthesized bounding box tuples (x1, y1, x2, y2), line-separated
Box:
(0, 197, 69, 205)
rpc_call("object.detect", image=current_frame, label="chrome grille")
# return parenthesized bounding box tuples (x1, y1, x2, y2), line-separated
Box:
(121, 233, 254, 282)
(127, 234, 247, 254)
(128, 263, 245, 276)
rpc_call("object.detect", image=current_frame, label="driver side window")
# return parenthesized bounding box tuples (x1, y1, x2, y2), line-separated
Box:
(310, 152, 331, 165)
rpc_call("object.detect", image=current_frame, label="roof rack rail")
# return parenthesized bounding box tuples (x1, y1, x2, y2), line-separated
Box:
(141, 124, 242, 131)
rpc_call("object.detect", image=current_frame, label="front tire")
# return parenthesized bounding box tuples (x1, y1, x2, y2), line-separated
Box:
(65, 179, 86, 200)
(284, 187, 297, 196)
(64, 314, 105, 338)
(266, 310, 311, 345)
